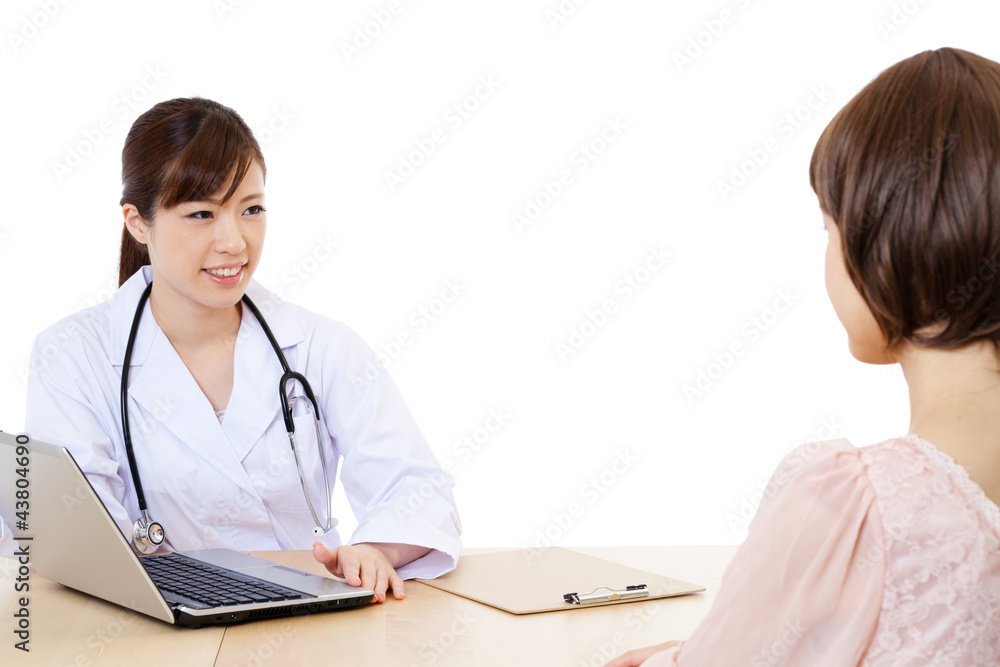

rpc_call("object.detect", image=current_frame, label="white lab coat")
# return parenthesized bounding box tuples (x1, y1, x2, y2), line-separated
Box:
(3, 267, 461, 579)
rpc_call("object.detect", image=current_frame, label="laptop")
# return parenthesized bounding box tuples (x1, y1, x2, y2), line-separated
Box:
(0, 431, 374, 627)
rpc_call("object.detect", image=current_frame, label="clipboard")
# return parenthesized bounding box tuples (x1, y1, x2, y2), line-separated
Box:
(416, 547, 705, 615)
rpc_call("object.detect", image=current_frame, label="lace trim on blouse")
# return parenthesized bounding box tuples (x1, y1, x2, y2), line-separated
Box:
(859, 434, 1000, 666)
(901, 433, 1000, 538)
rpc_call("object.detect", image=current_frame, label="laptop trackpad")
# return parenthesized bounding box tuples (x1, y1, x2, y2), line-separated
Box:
(179, 548, 367, 597)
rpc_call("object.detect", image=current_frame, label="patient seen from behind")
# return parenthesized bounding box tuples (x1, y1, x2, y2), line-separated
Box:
(611, 46, 1000, 666)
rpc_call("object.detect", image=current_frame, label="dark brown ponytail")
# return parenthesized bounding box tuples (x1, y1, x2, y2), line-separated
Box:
(118, 97, 266, 286)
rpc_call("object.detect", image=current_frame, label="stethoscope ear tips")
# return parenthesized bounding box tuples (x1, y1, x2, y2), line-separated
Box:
(312, 526, 324, 537)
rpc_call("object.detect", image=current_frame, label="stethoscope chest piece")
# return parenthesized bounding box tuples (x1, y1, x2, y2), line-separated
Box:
(133, 509, 165, 554)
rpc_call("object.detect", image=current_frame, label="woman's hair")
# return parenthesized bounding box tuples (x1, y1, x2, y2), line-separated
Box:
(810, 47, 1000, 350)
(118, 97, 266, 286)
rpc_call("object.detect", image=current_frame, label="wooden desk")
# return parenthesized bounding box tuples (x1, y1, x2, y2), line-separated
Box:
(0, 546, 736, 666)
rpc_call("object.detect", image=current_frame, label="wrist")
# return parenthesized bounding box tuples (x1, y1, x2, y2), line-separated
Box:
(360, 542, 431, 568)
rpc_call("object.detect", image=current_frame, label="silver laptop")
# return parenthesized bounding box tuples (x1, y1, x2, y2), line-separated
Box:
(0, 431, 373, 627)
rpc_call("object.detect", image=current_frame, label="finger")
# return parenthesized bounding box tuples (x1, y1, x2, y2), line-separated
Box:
(358, 557, 379, 594)
(388, 571, 405, 600)
(340, 551, 363, 587)
(312, 543, 340, 576)
(371, 565, 390, 603)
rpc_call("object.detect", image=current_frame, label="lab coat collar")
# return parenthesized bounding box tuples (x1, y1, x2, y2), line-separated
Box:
(110, 267, 306, 365)
(110, 266, 157, 369)
(111, 266, 307, 492)
(240, 279, 306, 352)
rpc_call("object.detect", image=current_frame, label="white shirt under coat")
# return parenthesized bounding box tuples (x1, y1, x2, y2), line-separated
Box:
(5, 267, 461, 578)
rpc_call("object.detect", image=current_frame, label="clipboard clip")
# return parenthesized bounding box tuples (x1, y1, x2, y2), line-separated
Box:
(563, 584, 648, 605)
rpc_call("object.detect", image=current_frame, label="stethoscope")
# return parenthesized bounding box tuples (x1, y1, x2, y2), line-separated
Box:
(121, 282, 335, 554)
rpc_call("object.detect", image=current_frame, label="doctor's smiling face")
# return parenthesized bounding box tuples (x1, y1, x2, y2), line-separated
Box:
(117, 97, 267, 326)
(122, 161, 266, 315)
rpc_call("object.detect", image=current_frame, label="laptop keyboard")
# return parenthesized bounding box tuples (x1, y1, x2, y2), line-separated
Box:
(141, 552, 309, 608)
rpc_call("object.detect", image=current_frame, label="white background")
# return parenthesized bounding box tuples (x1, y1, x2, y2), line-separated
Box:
(1, 0, 995, 549)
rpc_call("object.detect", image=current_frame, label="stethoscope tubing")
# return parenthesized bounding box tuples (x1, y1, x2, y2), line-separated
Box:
(121, 282, 154, 514)
(242, 294, 334, 533)
(120, 281, 334, 548)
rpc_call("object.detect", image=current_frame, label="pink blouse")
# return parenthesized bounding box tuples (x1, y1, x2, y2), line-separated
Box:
(642, 435, 1000, 666)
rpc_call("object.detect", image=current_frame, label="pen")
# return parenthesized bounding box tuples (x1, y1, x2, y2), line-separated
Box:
(563, 584, 648, 605)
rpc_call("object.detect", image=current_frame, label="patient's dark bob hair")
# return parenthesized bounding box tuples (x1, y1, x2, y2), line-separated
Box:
(810, 47, 1000, 350)
(118, 97, 265, 287)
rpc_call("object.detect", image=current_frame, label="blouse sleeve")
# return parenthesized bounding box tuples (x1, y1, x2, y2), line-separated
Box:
(642, 439, 885, 666)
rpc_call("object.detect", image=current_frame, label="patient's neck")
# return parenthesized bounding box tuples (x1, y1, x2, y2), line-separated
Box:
(899, 340, 1000, 505)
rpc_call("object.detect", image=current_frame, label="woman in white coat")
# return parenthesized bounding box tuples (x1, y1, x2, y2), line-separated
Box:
(17, 97, 461, 602)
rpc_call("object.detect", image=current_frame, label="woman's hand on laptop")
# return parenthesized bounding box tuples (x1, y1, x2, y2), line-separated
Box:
(312, 542, 429, 602)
